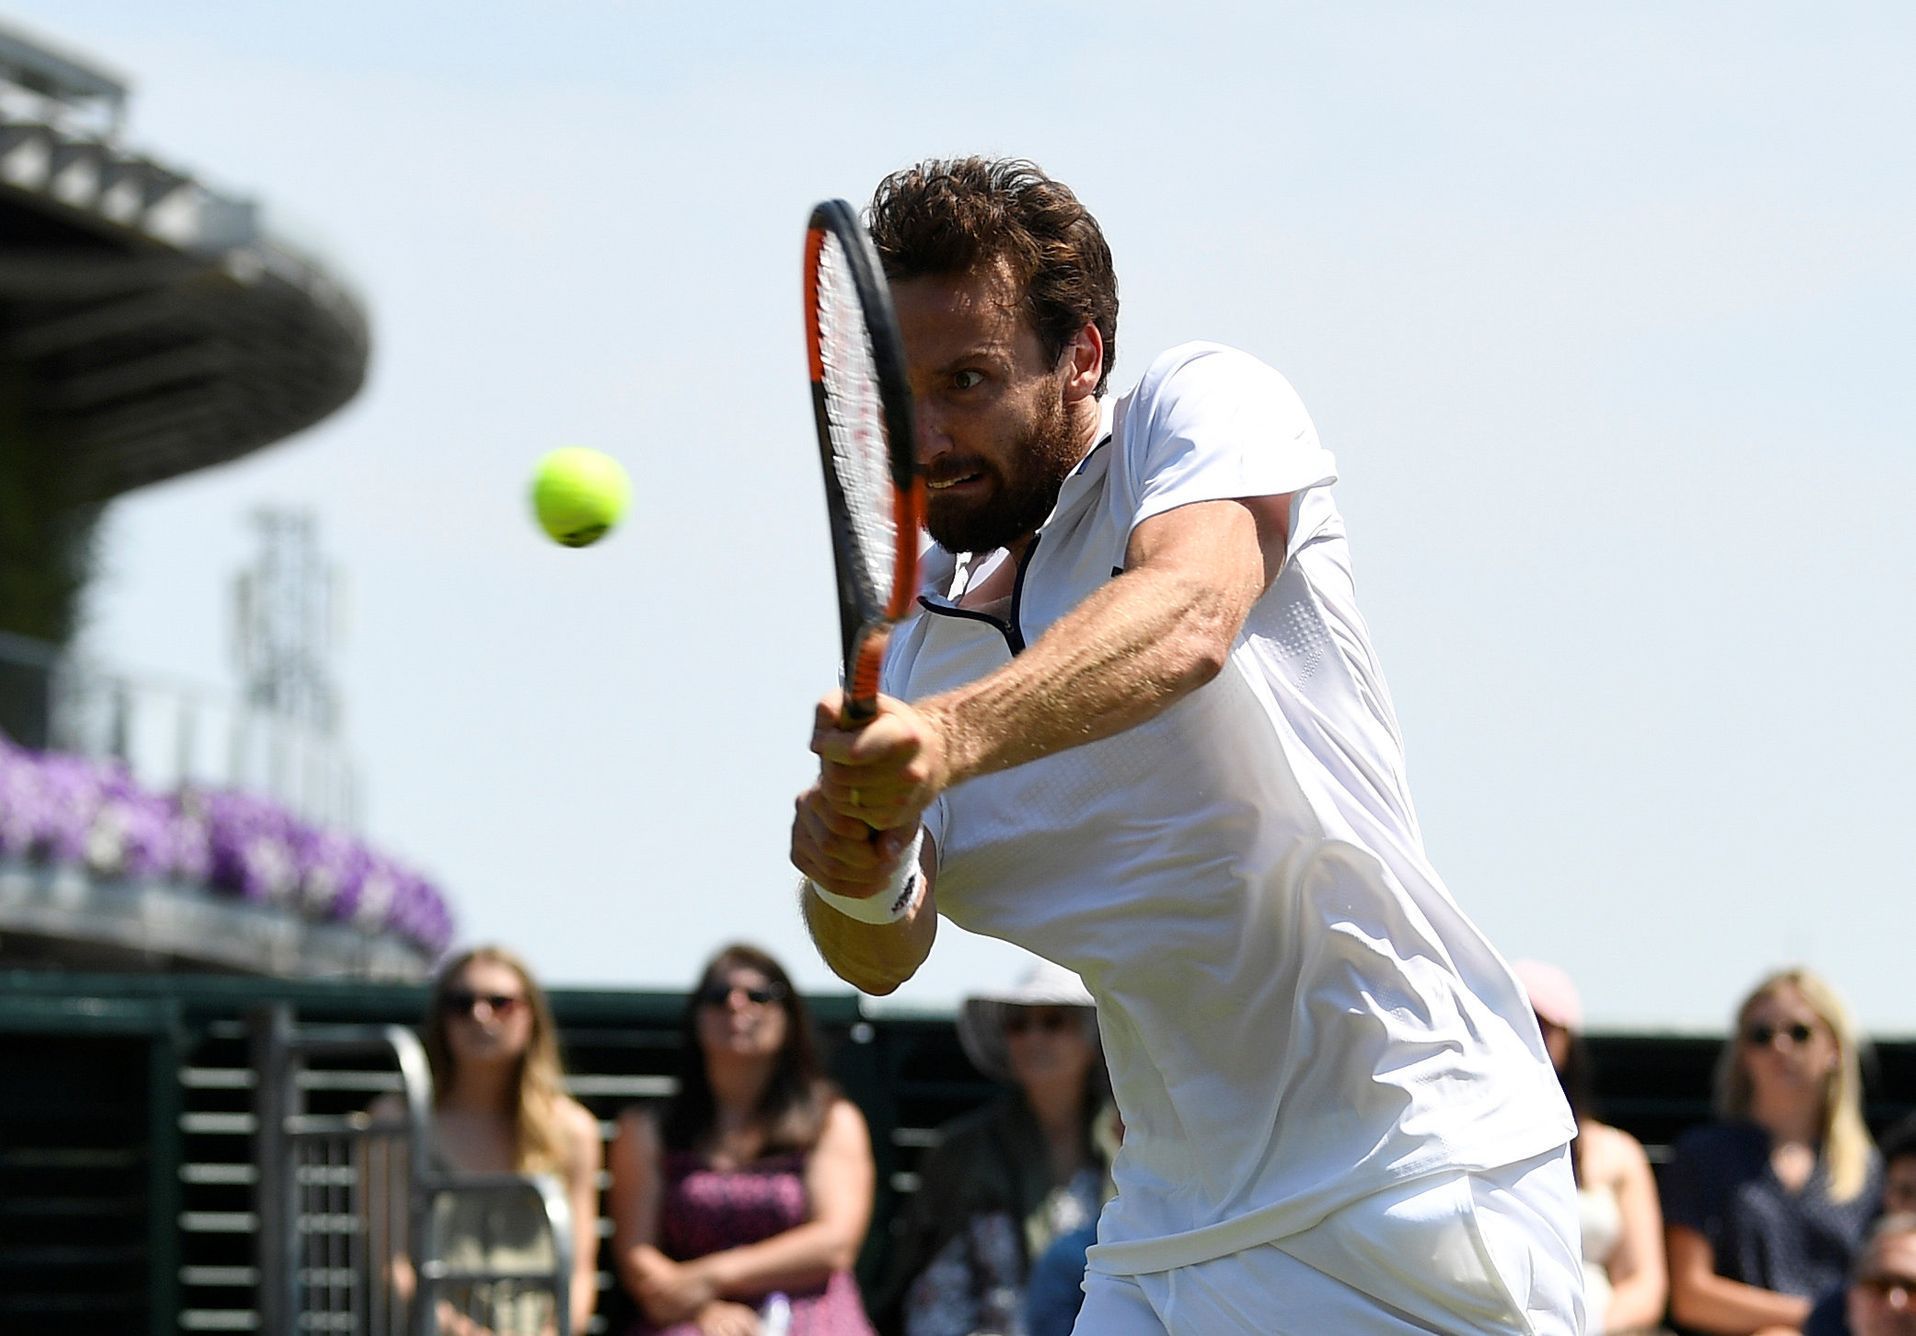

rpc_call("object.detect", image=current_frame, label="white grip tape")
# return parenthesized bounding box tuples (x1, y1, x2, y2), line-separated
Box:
(808, 829, 925, 924)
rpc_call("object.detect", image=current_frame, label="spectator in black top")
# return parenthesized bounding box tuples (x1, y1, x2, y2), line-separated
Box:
(1664, 968, 1881, 1335)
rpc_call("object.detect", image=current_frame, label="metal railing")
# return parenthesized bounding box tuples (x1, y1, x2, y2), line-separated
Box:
(252, 1006, 573, 1336)
(0, 630, 357, 827)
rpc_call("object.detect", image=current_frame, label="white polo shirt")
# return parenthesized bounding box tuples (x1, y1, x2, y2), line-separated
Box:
(884, 342, 1573, 1276)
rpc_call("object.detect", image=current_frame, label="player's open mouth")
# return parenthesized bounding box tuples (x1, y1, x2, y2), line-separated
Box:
(927, 472, 985, 491)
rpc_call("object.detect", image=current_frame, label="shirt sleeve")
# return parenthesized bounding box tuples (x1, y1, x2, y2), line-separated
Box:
(1125, 343, 1338, 535)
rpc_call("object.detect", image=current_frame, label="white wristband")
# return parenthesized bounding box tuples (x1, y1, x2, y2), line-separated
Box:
(808, 829, 925, 924)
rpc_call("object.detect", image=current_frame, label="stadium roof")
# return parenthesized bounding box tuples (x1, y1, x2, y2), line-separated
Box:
(0, 18, 368, 503)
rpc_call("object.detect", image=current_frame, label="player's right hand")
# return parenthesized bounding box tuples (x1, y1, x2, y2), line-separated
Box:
(790, 784, 914, 899)
(811, 689, 950, 834)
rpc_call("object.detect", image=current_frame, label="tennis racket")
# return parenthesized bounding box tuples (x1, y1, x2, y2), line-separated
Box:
(803, 198, 922, 726)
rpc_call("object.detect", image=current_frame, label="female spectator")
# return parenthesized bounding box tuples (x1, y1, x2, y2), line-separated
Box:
(609, 943, 875, 1336)
(870, 958, 1114, 1336)
(1514, 960, 1669, 1334)
(377, 944, 603, 1336)
(1664, 967, 1882, 1335)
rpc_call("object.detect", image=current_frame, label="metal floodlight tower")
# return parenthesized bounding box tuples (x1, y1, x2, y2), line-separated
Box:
(231, 508, 352, 820)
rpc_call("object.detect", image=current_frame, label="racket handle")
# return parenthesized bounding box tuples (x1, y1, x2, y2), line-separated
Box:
(840, 694, 877, 727)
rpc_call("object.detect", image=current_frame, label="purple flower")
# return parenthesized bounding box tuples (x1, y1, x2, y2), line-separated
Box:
(0, 736, 456, 957)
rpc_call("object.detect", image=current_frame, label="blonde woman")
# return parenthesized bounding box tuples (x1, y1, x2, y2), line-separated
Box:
(377, 946, 603, 1335)
(1664, 968, 1882, 1335)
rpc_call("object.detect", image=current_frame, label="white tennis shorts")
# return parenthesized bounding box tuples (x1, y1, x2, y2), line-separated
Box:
(1074, 1147, 1586, 1335)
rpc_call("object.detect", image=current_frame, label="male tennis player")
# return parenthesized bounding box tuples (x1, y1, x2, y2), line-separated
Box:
(790, 158, 1584, 1334)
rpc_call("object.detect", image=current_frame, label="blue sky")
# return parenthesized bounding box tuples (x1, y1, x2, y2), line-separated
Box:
(13, 2, 1914, 1029)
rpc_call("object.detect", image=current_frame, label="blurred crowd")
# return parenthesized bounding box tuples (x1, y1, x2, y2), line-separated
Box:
(409, 944, 1914, 1336)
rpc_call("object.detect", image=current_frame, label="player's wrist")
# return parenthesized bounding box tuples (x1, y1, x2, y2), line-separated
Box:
(808, 829, 924, 924)
(915, 697, 972, 790)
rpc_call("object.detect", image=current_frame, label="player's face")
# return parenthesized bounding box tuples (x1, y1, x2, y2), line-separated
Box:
(440, 959, 534, 1067)
(1848, 1231, 1916, 1336)
(694, 966, 790, 1063)
(892, 260, 1087, 554)
(1738, 985, 1839, 1100)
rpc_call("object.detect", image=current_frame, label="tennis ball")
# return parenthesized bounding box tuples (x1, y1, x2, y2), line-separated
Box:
(530, 447, 630, 547)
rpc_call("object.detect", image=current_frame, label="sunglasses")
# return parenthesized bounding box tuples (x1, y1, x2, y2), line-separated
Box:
(697, 982, 787, 1008)
(1855, 1274, 1916, 1307)
(442, 990, 524, 1019)
(1004, 1008, 1078, 1037)
(1744, 1021, 1816, 1048)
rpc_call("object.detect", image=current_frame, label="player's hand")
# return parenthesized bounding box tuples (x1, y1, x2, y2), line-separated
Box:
(810, 689, 949, 832)
(791, 785, 916, 899)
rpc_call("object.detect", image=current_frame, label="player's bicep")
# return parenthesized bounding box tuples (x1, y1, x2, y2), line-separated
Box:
(1124, 494, 1290, 603)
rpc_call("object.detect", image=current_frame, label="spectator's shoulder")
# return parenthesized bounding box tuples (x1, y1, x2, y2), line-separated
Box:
(556, 1095, 601, 1146)
(820, 1092, 870, 1140)
(1670, 1119, 1767, 1169)
(611, 1103, 664, 1153)
(1584, 1119, 1652, 1178)
(926, 1094, 1024, 1156)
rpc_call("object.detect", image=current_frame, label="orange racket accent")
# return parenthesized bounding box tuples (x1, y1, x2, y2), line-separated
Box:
(886, 478, 924, 621)
(802, 226, 826, 382)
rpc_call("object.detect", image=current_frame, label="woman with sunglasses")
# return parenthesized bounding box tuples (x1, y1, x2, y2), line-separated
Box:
(608, 944, 876, 1336)
(377, 945, 603, 1336)
(869, 958, 1114, 1336)
(1664, 968, 1883, 1335)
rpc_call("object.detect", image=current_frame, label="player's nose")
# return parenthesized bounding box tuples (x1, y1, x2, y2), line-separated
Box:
(912, 400, 952, 464)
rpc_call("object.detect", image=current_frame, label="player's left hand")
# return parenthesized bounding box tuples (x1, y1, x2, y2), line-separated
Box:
(791, 785, 916, 898)
(811, 689, 949, 832)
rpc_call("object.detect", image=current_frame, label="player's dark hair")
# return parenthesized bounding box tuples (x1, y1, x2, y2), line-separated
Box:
(660, 942, 837, 1156)
(868, 156, 1119, 396)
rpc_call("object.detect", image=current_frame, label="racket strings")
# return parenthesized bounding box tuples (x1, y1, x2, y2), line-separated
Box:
(816, 234, 898, 607)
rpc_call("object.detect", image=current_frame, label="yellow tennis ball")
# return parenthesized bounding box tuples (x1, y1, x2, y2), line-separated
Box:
(530, 447, 630, 547)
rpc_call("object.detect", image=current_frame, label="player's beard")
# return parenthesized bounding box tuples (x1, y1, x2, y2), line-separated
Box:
(923, 382, 1086, 555)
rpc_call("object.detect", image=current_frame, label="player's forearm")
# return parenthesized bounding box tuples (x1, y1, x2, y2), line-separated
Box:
(927, 561, 1252, 784)
(802, 880, 935, 996)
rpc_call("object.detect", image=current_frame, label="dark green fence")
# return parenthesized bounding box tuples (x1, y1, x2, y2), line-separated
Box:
(1, 969, 1910, 1336)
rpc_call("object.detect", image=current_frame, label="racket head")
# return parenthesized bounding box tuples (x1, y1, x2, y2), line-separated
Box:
(804, 199, 922, 722)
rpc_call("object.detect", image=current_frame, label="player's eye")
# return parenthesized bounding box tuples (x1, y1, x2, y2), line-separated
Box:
(952, 369, 985, 391)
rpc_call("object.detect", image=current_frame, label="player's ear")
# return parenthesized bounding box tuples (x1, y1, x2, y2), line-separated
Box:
(1060, 322, 1103, 403)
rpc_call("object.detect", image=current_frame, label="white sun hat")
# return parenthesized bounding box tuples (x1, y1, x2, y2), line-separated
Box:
(957, 956, 1097, 1084)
